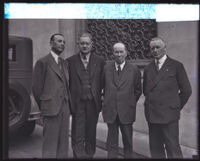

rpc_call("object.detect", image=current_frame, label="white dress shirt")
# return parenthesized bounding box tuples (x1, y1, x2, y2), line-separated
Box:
(115, 61, 126, 71)
(155, 54, 167, 70)
(80, 52, 91, 69)
(51, 50, 59, 64)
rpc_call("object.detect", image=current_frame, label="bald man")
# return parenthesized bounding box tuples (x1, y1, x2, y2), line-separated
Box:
(102, 42, 142, 158)
(143, 37, 192, 158)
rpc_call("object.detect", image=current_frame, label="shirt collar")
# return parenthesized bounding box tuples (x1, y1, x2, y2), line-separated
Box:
(155, 54, 167, 65)
(51, 50, 59, 64)
(80, 52, 91, 61)
(115, 61, 126, 71)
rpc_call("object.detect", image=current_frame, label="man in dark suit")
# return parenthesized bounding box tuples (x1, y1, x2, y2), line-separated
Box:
(32, 33, 72, 158)
(143, 37, 192, 158)
(67, 33, 105, 158)
(102, 42, 142, 158)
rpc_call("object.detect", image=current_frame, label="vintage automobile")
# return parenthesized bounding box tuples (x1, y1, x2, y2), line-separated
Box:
(8, 36, 40, 137)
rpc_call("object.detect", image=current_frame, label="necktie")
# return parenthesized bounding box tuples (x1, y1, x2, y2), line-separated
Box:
(156, 59, 160, 71)
(58, 57, 69, 101)
(82, 54, 87, 60)
(117, 64, 121, 75)
(58, 57, 67, 82)
(58, 57, 63, 70)
(82, 54, 88, 69)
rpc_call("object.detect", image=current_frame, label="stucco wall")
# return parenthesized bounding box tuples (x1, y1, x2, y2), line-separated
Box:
(158, 21, 198, 156)
(9, 19, 59, 66)
(8, 19, 80, 66)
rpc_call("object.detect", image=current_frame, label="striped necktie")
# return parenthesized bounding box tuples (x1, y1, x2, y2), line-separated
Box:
(155, 59, 160, 71)
(117, 64, 121, 75)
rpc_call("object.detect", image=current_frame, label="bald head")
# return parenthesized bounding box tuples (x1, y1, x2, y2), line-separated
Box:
(113, 42, 127, 64)
(113, 42, 126, 50)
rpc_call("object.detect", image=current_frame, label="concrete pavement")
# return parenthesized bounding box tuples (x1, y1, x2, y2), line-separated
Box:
(9, 123, 145, 159)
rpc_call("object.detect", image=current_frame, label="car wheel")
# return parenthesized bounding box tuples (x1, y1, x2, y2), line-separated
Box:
(16, 121, 36, 137)
(9, 82, 31, 133)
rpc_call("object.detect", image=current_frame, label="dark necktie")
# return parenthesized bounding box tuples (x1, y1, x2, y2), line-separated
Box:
(82, 54, 87, 60)
(58, 57, 70, 101)
(117, 64, 121, 75)
(155, 59, 160, 71)
(58, 57, 67, 83)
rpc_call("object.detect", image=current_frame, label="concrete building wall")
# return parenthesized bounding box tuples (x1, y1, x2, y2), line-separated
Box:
(9, 19, 59, 66)
(8, 19, 198, 158)
(130, 21, 198, 158)
(8, 19, 82, 66)
(158, 21, 198, 156)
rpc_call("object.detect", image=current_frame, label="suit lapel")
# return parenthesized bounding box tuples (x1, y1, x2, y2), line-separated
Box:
(112, 62, 130, 88)
(75, 54, 85, 80)
(146, 57, 171, 92)
(89, 53, 97, 81)
(113, 62, 120, 87)
(62, 60, 69, 85)
(48, 54, 63, 80)
(118, 62, 130, 87)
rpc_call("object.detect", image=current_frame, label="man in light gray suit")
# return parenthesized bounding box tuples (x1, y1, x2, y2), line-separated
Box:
(102, 42, 142, 158)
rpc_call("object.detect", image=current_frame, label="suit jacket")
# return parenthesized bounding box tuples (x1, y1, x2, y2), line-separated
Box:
(67, 53, 105, 114)
(143, 56, 192, 124)
(32, 53, 72, 116)
(102, 61, 142, 124)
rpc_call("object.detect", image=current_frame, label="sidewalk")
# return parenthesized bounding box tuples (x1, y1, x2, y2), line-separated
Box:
(68, 119, 146, 159)
(68, 136, 109, 159)
(37, 116, 147, 159)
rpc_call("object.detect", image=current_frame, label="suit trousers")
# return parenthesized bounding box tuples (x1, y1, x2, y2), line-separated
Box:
(42, 100, 70, 158)
(71, 99, 98, 158)
(148, 121, 183, 158)
(107, 115, 133, 158)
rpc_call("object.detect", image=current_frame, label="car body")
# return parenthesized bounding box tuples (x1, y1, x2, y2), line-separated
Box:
(8, 35, 40, 136)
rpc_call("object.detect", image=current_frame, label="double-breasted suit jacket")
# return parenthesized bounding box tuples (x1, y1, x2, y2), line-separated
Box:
(67, 53, 105, 114)
(143, 56, 192, 124)
(32, 53, 72, 116)
(102, 61, 142, 124)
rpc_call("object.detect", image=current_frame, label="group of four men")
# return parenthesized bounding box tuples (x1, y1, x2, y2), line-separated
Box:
(32, 32, 192, 159)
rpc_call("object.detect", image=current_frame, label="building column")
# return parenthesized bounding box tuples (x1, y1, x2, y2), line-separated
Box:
(59, 19, 86, 58)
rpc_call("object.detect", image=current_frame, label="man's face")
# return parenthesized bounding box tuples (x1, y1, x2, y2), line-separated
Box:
(113, 43, 127, 64)
(79, 36, 92, 54)
(50, 35, 65, 55)
(150, 39, 166, 60)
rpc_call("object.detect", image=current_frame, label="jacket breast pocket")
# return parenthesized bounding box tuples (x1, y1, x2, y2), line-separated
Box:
(163, 72, 176, 81)
(168, 73, 176, 78)
(167, 70, 176, 77)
